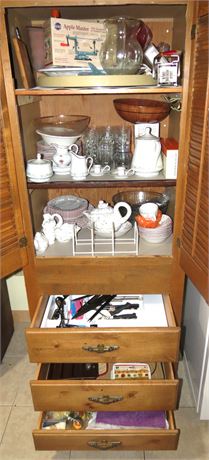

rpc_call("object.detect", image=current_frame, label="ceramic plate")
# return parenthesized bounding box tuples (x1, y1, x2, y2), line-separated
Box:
(46, 195, 88, 212)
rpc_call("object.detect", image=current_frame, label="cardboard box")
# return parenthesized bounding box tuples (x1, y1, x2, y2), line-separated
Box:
(161, 138, 178, 179)
(44, 18, 105, 68)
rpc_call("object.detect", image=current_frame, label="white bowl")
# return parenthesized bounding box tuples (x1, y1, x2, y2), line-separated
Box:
(36, 128, 79, 147)
(138, 215, 172, 243)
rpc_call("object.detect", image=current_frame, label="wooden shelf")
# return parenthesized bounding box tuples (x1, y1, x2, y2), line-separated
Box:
(27, 172, 176, 189)
(15, 86, 183, 96)
(27, 177, 176, 189)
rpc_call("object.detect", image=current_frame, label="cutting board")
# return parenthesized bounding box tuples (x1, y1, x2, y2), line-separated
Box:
(13, 37, 35, 89)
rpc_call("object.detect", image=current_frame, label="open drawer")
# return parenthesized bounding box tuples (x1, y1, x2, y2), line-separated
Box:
(31, 362, 179, 411)
(26, 294, 180, 363)
(33, 411, 179, 451)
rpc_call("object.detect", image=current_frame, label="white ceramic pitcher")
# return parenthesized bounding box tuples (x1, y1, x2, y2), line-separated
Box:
(71, 151, 93, 180)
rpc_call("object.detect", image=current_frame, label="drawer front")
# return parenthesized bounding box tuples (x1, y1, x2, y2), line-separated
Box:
(33, 412, 179, 451)
(26, 294, 180, 363)
(26, 328, 180, 363)
(31, 364, 179, 411)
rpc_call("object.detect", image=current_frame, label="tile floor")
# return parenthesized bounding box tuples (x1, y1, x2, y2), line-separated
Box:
(0, 322, 209, 460)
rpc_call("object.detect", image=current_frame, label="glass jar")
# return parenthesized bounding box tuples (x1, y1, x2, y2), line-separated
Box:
(99, 17, 143, 75)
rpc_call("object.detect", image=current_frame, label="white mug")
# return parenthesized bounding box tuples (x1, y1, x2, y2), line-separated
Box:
(116, 166, 134, 177)
(92, 164, 110, 175)
(139, 203, 158, 221)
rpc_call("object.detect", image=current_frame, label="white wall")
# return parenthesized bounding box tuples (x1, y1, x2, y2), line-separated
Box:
(183, 278, 209, 420)
(6, 271, 28, 310)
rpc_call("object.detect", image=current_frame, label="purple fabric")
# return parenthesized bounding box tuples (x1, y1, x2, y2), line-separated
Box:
(96, 411, 166, 428)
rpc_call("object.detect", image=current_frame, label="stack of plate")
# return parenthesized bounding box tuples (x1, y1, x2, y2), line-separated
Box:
(37, 140, 56, 161)
(44, 195, 91, 228)
(138, 215, 173, 243)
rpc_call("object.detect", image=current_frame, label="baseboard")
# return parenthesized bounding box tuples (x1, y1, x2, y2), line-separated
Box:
(12, 310, 30, 323)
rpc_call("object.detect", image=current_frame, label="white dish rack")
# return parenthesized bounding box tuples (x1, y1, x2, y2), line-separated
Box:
(72, 222, 139, 256)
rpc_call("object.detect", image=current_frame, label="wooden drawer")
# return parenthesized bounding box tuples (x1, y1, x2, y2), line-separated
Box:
(26, 294, 180, 363)
(31, 362, 179, 412)
(33, 412, 179, 451)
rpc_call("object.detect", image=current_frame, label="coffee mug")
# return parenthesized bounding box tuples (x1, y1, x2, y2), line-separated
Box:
(115, 166, 134, 177)
(92, 164, 110, 175)
(139, 202, 158, 220)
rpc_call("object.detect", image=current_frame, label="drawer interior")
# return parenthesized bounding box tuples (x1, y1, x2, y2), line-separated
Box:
(33, 411, 179, 451)
(26, 294, 180, 363)
(30, 362, 179, 412)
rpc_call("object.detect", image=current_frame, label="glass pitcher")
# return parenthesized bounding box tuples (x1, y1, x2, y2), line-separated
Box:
(99, 17, 143, 75)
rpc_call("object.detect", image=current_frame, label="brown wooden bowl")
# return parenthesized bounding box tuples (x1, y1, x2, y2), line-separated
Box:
(113, 98, 170, 123)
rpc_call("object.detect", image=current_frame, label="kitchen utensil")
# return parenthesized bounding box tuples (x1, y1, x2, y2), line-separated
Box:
(70, 150, 93, 180)
(99, 17, 143, 75)
(83, 200, 132, 234)
(113, 98, 170, 124)
(137, 214, 172, 243)
(44, 195, 88, 222)
(26, 154, 53, 182)
(36, 115, 90, 174)
(131, 127, 163, 177)
(112, 190, 169, 222)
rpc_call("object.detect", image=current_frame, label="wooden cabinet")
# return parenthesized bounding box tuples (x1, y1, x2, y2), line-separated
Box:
(0, 0, 208, 453)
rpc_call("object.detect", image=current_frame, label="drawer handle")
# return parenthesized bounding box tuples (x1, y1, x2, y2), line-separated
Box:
(88, 395, 123, 404)
(82, 344, 119, 353)
(88, 440, 121, 450)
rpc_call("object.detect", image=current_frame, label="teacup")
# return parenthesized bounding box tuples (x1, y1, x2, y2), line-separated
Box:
(115, 166, 134, 177)
(139, 203, 158, 221)
(92, 164, 110, 175)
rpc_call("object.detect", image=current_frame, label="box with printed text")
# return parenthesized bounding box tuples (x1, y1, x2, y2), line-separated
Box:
(44, 17, 106, 68)
(161, 138, 179, 179)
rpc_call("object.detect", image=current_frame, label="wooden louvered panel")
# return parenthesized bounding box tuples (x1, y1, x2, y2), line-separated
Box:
(0, 57, 28, 278)
(0, 131, 20, 257)
(180, 13, 208, 301)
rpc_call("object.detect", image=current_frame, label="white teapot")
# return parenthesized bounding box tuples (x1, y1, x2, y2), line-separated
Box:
(42, 213, 63, 245)
(34, 232, 49, 254)
(84, 200, 132, 234)
(55, 223, 80, 243)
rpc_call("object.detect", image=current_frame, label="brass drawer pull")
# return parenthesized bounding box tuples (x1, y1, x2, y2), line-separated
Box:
(88, 395, 123, 404)
(88, 440, 121, 450)
(82, 344, 119, 353)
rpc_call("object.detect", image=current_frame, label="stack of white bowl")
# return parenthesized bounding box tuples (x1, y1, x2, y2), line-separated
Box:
(138, 215, 173, 243)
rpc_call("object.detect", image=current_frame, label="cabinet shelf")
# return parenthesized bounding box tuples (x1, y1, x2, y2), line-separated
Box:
(15, 86, 183, 96)
(27, 176, 176, 189)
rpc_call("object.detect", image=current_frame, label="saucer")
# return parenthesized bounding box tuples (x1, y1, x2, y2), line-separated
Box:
(71, 175, 87, 181)
(53, 165, 71, 175)
(90, 171, 105, 177)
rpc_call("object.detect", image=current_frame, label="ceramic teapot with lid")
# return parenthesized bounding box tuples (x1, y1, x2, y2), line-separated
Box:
(131, 127, 163, 177)
(84, 200, 132, 234)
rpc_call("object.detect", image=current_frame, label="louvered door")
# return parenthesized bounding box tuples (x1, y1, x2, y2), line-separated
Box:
(0, 59, 28, 278)
(180, 7, 208, 302)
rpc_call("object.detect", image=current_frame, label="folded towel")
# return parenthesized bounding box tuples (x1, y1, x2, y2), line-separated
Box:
(96, 411, 166, 428)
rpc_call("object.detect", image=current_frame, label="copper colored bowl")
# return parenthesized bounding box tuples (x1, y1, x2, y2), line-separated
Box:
(113, 98, 170, 123)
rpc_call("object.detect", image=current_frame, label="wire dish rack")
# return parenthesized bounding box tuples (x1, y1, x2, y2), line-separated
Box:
(71, 222, 139, 256)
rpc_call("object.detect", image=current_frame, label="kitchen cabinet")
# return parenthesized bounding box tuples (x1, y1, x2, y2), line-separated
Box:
(0, 0, 208, 453)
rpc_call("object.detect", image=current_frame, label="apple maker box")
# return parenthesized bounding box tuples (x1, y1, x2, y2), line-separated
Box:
(44, 17, 106, 68)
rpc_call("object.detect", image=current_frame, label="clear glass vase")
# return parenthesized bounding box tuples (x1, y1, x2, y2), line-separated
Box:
(99, 17, 143, 75)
